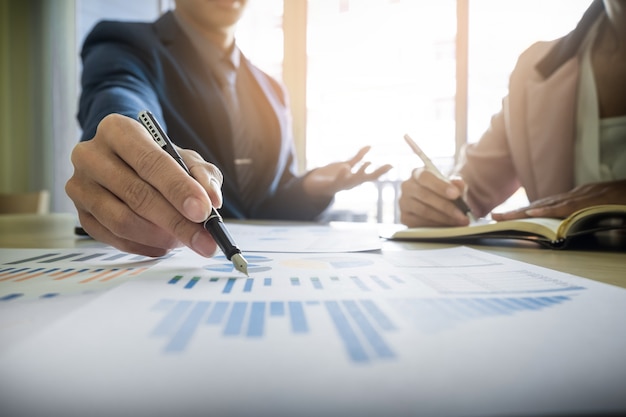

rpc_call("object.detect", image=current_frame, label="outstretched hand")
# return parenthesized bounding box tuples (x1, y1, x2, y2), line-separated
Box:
(492, 179, 626, 221)
(303, 146, 393, 197)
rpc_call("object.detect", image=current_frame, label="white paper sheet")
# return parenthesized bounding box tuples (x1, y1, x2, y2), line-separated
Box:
(1, 246, 625, 417)
(225, 221, 383, 252)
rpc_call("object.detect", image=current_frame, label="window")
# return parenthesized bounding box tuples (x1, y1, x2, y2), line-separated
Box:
(236, 0, 594, 222)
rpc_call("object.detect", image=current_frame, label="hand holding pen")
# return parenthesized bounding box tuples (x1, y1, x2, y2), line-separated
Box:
(65, 113, 230, 261)
(139, 110, 248, 275)
(399, 134, 476, 227)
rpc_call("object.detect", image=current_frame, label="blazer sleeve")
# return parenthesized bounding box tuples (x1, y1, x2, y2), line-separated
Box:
(77, 21, 163, 142)
(455, 42, 554, 217)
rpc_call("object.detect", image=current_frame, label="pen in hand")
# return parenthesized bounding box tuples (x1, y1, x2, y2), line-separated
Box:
(403, 133, 476, 222)
(138, 110, 249, 276)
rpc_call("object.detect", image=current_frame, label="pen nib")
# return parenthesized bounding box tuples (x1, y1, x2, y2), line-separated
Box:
(231, 253, 249, 277)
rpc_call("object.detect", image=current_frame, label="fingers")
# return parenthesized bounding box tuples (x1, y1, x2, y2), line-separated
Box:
(330, 161, 394, 192)
(104, 115, 213, 223)
(495, 198, 582, 221)
(66, 167, 181, 252)
(366, 163, 393, 180)
(398, 169, 469, 227)
(346, 146, 372, 167)
(182, 148, 224, 209)
(75, 208, 179, 257)
(493, 180, 626, 221)
(65, 113, 221, 258)
(493, 189, 588, 221)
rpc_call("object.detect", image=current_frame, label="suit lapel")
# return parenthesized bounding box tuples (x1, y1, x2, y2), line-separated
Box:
(243, 59, 293, 194)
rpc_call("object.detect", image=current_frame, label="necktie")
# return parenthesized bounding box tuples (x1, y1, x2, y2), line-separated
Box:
(221, 63, 257, 208)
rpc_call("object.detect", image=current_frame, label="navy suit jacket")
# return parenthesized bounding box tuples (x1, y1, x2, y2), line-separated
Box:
(78, 11, 330, 220)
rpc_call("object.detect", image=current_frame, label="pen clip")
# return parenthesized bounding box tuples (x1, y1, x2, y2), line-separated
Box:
(138, 110, 169, 149)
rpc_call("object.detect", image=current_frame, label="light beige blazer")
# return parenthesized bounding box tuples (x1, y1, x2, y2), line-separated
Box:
(458, 40, 580, 217)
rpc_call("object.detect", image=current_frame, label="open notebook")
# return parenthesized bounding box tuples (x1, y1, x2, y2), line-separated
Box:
(390, 205, 626, 249)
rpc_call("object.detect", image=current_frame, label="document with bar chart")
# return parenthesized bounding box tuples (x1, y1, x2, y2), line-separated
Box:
(1, 246, 625, 417)
(0, 247, 170, 301)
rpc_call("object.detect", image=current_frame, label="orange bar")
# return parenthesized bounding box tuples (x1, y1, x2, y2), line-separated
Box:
(99, 268, 134, 282)
(54, 268, 89, 280)
(0, 268, 29, 281)
(50, 268, 74, 277)
(80, 269, 118, 284)
(15, 270, 50, 282)
(0, 268, 40, 282)
(129, 267, 148, 276)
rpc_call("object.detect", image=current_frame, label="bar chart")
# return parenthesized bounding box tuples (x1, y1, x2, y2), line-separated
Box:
(150, 298, 398, 364)
(0, 248, 161, 301)
(391, 295, 573, 333)
(2, 250, 160, 265)
(148, 294, 573, 363)
(409, 269, 586, 295)
(165, 272, 407, 294)
(0, 265, 149, 301)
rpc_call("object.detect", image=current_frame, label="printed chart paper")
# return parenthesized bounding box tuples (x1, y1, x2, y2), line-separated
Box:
(225, 221, 383, 252)
(0, 247, 165, 301)
(0, 247, 625, 417)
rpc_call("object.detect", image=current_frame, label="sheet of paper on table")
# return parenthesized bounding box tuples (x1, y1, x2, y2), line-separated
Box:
(224, 221, 383, 252)
(1, 245, 625, 417)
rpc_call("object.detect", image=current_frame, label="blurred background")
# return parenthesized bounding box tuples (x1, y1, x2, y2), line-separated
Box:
(0, 0, 591, 223)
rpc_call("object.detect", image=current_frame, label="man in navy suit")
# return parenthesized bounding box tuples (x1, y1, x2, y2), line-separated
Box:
(66, 0, 391, 258)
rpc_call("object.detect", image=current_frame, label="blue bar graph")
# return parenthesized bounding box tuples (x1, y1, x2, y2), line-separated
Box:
(151, 300, 193, 337)
(223, 278, 236, 293)
(246, 302, 265, 338)
(40, 253, 83, 263)
(184, 277, 200, 289)
(150, 298, 399, 364)
(360, 300, 396, 331)
(342, 300, 395, 359)
(223, 302, 247, 336)
(393, 296, 573, 333)
(0, 293, 23, 301)
(370, 275, 391, 290)
(164, 301, 211, 353)
(103, 253, 129, 261)
(288, 302, 308, 333)
(5, 253, 60, 264)
(324, 301, 369, 363)
(390, 275, 404, 284)
(270, 301, 285, 316)
(162, 274, 407, 293)
(168, 275, 183, 285)
(207, 301, 229, 325)
(40, 293, 59, 299)
(73, 253, 107, 262)
(350, 276, 370, 291)
(2, 267, 29, 276)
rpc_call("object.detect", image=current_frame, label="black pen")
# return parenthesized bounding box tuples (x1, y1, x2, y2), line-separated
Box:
(138, 110, 249, 276)
(403, 133, 476, 222)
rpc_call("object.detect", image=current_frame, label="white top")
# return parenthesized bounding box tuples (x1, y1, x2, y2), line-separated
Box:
(575, 17, 626, 185)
